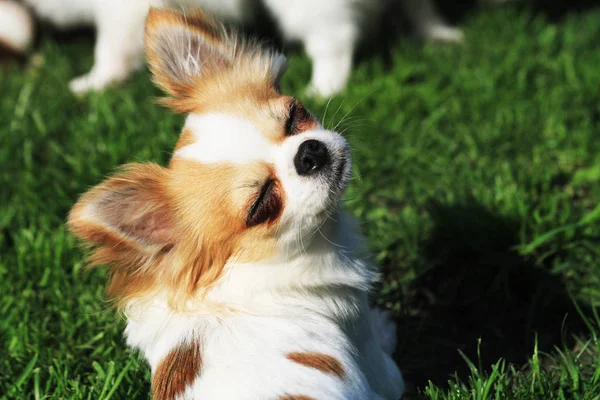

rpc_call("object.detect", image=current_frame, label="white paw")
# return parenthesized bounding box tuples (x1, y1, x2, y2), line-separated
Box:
(423, 25, 464, 44)
(69, 69, 128, 94)
(305, 81, 344, 99)
(370, 307, 398, 355)
(305, 84, 327, 98)
(69, 74, 98, 94)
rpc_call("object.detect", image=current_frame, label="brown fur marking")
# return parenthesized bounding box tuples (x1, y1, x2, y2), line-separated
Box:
(287, 352, 345, 379)
(153, 339, 202, 400)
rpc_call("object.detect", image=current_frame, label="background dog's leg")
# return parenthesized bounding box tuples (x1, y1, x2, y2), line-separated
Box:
(69, 2, 146, 94)
(401, 0, 464, 43)
(262, 0, 359, 97)
(302, 25, 356, 98)
(69, 30, 129, 93)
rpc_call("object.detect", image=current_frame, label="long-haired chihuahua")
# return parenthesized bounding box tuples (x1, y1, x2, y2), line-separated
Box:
(68, 8, 405, 400)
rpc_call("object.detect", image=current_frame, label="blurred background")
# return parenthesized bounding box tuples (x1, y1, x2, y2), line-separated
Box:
(1, 0, 600, 398)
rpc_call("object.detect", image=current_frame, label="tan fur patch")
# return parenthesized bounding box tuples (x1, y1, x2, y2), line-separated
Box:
(145, 8, 285, 115)
(68, 164, 174, 306)
(153, 339, 202, 400)
(167, 158, 282, 269)
(279, 396, 316, 400)
(287, 352, 345, 379)
(145, 8, 227, 99)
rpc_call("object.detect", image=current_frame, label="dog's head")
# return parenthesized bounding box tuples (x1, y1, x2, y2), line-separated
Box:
(68, 9, 352, 307)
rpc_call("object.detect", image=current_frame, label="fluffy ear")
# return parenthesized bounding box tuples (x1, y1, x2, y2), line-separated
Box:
(144, 8, 287, 96)
(68, 163, 174, 253)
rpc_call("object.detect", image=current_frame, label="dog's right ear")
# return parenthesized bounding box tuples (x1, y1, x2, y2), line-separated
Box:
(145, 8, 233, 97)
(144, 8, 287, 102)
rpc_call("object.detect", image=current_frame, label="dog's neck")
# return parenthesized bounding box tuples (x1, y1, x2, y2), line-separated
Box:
(207, 211, 376, 311)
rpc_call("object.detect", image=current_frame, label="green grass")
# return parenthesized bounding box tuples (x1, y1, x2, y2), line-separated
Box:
(2, 3, 600, 399)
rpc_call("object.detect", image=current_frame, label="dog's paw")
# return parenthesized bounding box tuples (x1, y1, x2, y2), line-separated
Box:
(69, 70, 127, 94)
(69, 73, 101, 94)
(305, 82, 340, 99)
(370, 307, 397, 355)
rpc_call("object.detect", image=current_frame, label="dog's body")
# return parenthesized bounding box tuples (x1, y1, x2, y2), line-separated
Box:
(19, 0, 461, 96)
(124, 214, 402, 399)
(68, 8, 404, 399)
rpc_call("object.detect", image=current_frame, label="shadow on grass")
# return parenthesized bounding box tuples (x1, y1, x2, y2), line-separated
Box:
(528, 0, 600, 20)
(392, 200, 590, 392)
(433, 0, 600, 24)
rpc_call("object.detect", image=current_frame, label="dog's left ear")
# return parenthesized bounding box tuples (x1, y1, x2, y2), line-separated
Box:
(68, 163, 175, 254)
(144, 8, 287, 97)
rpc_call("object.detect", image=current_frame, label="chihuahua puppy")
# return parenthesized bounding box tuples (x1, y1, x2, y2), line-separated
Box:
(18, 0, 461, 97)
(68, 8, 405, 400)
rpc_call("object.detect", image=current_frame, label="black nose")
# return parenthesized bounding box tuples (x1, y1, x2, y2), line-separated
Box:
(294, 139, 329, 176)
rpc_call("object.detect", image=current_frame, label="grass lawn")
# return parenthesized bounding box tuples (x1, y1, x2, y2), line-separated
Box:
(2, 2, 600, 399)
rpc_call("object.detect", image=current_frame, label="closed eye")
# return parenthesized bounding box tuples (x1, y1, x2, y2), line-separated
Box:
(284, 99, 317, 136)
(246, 178, 281, 227)
(285, 100, 299, 136)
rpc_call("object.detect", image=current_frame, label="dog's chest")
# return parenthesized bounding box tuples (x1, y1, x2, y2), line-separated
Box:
(125, 305, 373, 399)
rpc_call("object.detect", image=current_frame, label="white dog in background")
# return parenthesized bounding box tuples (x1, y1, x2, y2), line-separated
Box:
(0, 0, 463, 97)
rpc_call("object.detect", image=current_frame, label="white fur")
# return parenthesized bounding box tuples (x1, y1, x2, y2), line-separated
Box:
(125, 212, 404, 399)
(274, 128, 353, 256)
(0, 0, 34, 52)
(176, 114, 272, 164)
(21, 0, 461, 95)
(125, 111, 405, 398)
